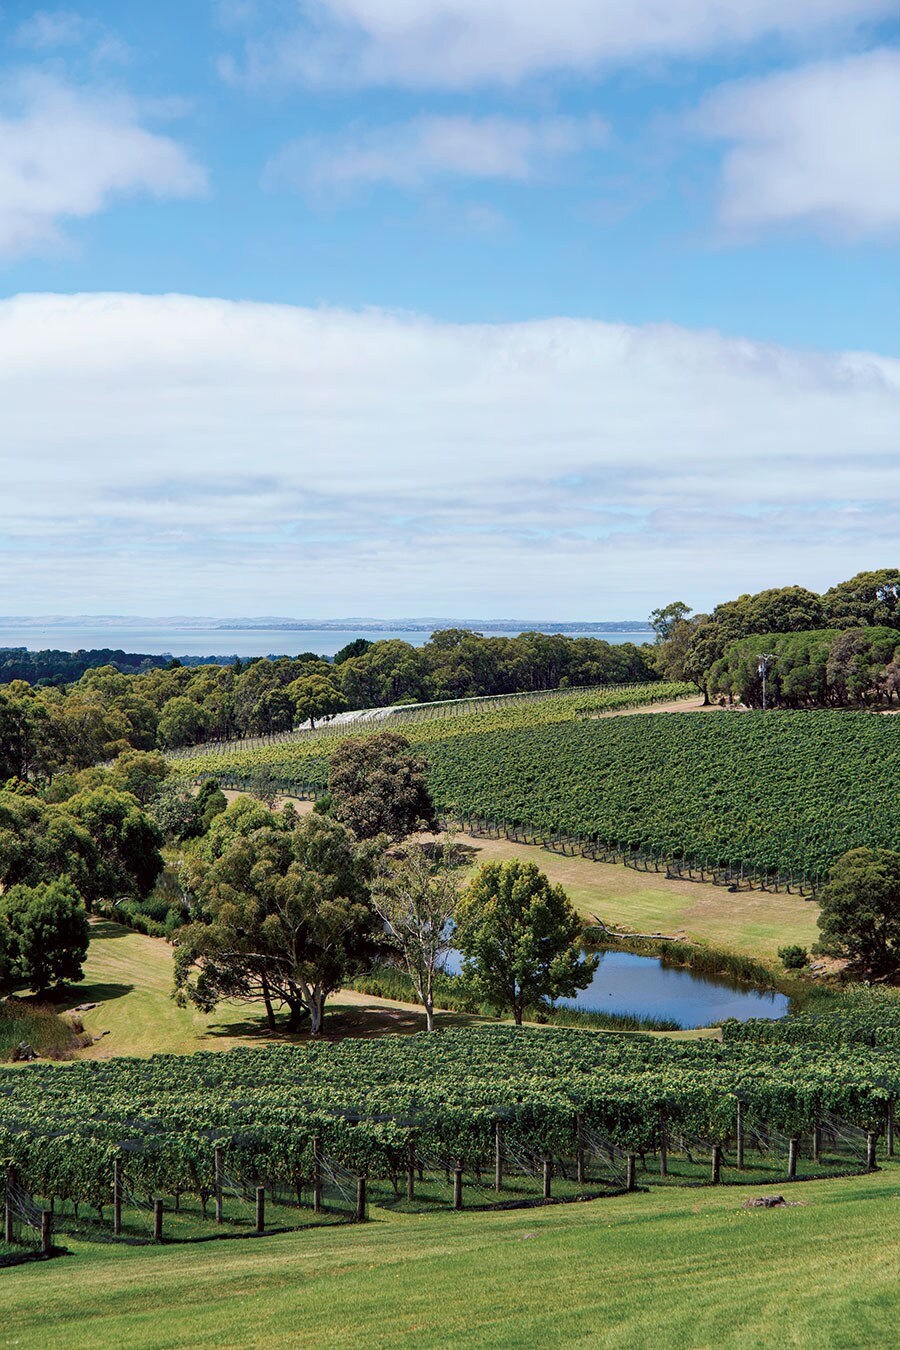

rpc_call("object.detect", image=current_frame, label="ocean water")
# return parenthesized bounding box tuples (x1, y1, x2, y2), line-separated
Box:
(0, 625, 653, 660)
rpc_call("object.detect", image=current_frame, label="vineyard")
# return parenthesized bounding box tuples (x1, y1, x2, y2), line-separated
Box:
(722, 988, 900, 1048)
(2, 1025, 898, 1254)
(176, 707, 900, 888)
(169, 680, 695, 768)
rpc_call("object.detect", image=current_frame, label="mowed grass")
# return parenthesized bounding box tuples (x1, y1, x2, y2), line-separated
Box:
(450, 833, 819, 963)
(63, 920, 479, 1059)
(3, 1169, 900, 1349)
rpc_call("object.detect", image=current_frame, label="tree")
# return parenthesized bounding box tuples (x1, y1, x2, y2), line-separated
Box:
(65, 787, 164, 905)
(328, 732, 437, 841)
(2, 879, 89, 995)
(158, 696, 213, 749)
(107, 749, 171, 805)
(649, 602, 692, 644)
(333, 638, 373, 664)
(287, 674, 347, 729)
(822, 569, 900, 631)
(372, 839, 464, 1030)
(0, 790, 96, 898)
(818, 848, 900, 975)
(455, 860, 597, 1024)
(174, 810, 382, 1034)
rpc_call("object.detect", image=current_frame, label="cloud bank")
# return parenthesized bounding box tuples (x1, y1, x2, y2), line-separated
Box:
(2, 292, 898, 615)
(224, 0, 893, 89)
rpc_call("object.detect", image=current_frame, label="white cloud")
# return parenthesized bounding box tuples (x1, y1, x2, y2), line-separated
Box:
(700, 49, 900, 236)
(266, 114, 609, 192)
(0, 75, 207, 257)
(1, 292, 899, 615)
(13, 9, 130, 64)
(225, 0, 893, 89)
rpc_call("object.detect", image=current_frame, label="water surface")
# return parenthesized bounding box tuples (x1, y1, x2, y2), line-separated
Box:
(441, 948, 787, 1030)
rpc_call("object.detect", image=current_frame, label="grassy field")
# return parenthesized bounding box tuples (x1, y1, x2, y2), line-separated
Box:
(3, 1168, 899, 1348)
(53, 920, 479, 1059)
(44, 831, 814, 1060)
(449, 833, 819, 963)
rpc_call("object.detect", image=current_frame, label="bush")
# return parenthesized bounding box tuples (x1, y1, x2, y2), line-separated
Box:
(778, 944, 809, 970)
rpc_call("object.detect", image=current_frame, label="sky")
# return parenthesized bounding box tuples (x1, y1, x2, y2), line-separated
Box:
(0, 1, 899, 621)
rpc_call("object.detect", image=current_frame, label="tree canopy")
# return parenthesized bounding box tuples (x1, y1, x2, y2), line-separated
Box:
(174, 805, 382, 1034)
(455, 860, 597, 1024)
(329, 732, 437, 841)
(818, 848, 900, 975)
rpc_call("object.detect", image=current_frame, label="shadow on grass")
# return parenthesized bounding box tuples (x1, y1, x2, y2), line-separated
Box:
(87, 920, 135, 940)
(53, 981, 135, 1011)
(204, 1001, 482, 1045)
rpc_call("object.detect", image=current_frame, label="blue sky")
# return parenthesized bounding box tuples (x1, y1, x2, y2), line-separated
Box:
(1, 2, 899, 619)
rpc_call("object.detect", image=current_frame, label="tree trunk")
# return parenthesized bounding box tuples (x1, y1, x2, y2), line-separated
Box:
(513, 1003, 524, 1026)
(261, 974, 277, 1031)
(424, 999, 434, 1032)
(285, 998, 309, 1032)
(309, 993, 325, 1036)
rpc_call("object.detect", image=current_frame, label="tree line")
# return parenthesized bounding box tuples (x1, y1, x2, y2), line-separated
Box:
(651, 568, 900, 707)
(0, 630, 656, 780)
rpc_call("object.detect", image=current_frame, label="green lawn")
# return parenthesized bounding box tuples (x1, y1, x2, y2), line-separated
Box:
(453, 833, 819, 964)
(58, 920, 478, 1060)
(3, 1168, 899, 1348)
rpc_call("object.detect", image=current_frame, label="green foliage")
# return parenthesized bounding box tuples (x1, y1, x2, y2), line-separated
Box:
(422, 711, 900, 884)
(0, 999, 84, 1061)
(287, 674, 347, 728)
(723, 987, 900, 1048)
(709, 628, 900, 708)
(1, 879, 89, 994)
(3, 1025, 900, 1202)
(329, 732, 437, 841)
(175, 808, 382, 1034)
(456, 860, 597, 1024)
(818, 848, 900, 974)
(65, 786, 164, 904)
(778, 944, 809, 970)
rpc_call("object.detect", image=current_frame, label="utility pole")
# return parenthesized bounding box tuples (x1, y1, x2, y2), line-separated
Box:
(756, 653, 775, 711)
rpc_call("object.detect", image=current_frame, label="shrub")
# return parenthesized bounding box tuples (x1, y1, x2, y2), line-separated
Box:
(778, 944, 809, 970)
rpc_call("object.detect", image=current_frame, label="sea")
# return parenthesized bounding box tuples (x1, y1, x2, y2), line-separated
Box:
(0, 624, 653, 661)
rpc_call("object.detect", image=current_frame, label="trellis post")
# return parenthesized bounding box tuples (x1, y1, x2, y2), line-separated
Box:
(41, 1209, 53, 1256)
(711, 1145, 722, 1186)
(867, 1132, 878, 1172)
(575, 1114, 586, 1186)
(788, 1137, 799, 1181)
(542, 1159, 552, 1200)
(356, 1176, 367, 1223)
(626, 1154, 636, 1192)
(215, 1144, 224, 1224)
(407, 1136, 416, 1202)
(153, 1198, 164, 1243)
(5, 1164, 16, 1244)
(888, 1100, 895, 1158)
(453, 1165, 463, 1211)
(659, 1107, 668, 1178)
(494, 1121, 503, 1193)
(113, 1157, 122, 1236)
(255, 1186, 265, 1234)
(313, 1136, 323, 1214)
(736, 1100, 745, 1170)
(812, 1123, 822, 1164)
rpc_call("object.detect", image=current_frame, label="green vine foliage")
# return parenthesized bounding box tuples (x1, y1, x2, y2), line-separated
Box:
(1, 1027, 897, 1202)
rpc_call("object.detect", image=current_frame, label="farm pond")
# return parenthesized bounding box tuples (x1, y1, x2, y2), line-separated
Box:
(441, 948, 788, 1030)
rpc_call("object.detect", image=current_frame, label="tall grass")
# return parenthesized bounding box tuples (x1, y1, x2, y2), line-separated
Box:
(0, 999, 85, 1062)
(346, 964, 682, 1032)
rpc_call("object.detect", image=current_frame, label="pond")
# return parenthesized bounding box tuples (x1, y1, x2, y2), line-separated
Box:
(440, 948, 788, 1030)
